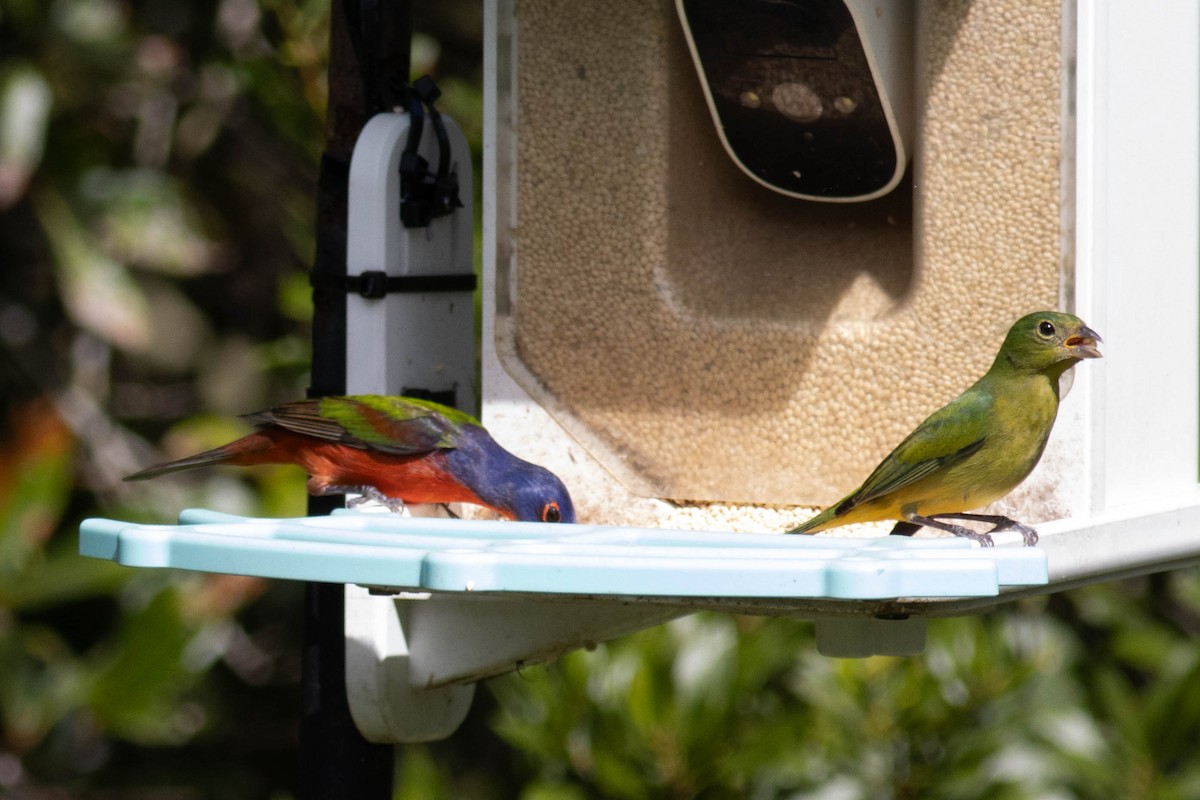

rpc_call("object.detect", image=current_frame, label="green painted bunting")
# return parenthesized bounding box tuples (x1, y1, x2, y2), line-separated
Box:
(788, 311, 1102, 546)
(126, 395, 575, 523)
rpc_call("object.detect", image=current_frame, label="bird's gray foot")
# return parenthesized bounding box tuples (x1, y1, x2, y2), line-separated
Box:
(943, 524, 994, 548)
(323, 484, 407, 513)
(935, 513, 1038, 547)
(907, 514, 995, 547)
(988, 517, 1039, 546)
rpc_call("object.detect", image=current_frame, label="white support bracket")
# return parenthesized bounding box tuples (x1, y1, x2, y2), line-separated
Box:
(344, 586, 477, 743)
(401, 594, 689, 687)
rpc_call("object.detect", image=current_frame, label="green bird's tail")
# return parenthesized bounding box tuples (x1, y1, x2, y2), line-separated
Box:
(787, 505, 840, 534)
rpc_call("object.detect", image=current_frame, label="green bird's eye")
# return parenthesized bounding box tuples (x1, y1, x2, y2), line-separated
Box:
(1038, 320, 1056, 337)
(541, 502, 563, 523)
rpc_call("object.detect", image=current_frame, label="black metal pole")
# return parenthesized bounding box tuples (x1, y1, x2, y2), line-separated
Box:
(299, 1, 412, 797)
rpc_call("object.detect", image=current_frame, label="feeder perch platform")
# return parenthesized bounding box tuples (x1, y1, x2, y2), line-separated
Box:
(79, 499, 1200, 741)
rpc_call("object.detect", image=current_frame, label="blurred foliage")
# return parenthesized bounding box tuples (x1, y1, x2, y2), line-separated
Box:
(487, 587, 1200, 800)
(3, 0, 1200, 799)
(0, 0, 332, 793)
(0, 0, 478, 796)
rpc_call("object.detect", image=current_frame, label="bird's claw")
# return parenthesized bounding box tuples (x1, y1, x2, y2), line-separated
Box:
(330, 485, 407, 513)
(947, 524, 994, 548)
(988, 517, 1039, 547)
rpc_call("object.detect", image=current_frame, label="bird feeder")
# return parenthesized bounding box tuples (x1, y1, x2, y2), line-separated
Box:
(81, 0, 1200, 753)
(473, 0, 1200, 722)
(484, 0, 1084, 524)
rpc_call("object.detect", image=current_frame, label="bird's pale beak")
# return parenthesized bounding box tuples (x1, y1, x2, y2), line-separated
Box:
(1065, 325, 1103, 359)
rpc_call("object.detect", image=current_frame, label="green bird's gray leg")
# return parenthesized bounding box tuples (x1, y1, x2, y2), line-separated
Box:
(932, 513, 1039, 547)
(906, 514, 995, 548)
(319, 484, 407, 513)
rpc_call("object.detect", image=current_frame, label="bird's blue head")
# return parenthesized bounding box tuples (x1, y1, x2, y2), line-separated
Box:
(451, 432, 577, 523)
(502, 465, 577, 523)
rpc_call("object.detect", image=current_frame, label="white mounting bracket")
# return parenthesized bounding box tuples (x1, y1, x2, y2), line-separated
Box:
(344, 110, 476, 406)
(341, 108, 478, 742)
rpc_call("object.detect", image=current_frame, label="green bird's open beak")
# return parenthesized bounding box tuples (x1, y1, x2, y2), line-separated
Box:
(1065, 325, 1103, 359)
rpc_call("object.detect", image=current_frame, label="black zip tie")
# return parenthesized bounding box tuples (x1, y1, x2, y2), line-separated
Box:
(415, 77, 462, 220)
(398, 77, 426, 191)
(392, 75, 463, 228)
(311, 270, 477, 299)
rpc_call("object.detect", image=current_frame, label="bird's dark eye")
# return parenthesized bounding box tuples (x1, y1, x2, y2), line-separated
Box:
(541, 502, 562, 523)
(1038, 321, 1056, 337)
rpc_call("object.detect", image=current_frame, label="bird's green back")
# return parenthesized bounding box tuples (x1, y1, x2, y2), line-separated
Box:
(318, 395, 480, 452)
(241, 395, 482, 455)
(843, 388, 993, 512)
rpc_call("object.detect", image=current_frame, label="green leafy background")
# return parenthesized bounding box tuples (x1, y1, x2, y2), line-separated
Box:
(2, 1, 1199, 797)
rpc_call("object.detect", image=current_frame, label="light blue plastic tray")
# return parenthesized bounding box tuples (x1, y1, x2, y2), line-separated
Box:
(79, 509, 1048, 600)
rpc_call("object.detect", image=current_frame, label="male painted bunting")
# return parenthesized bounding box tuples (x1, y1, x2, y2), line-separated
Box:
(788, 311, 1102, 547)
(126, 395, 576, 523)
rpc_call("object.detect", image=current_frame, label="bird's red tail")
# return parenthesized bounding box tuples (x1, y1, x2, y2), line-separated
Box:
(124, 434, 274, 481)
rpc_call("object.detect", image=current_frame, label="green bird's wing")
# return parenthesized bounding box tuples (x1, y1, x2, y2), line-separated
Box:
(245, 395, 481, 455)
(839, 388, 992, 511)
